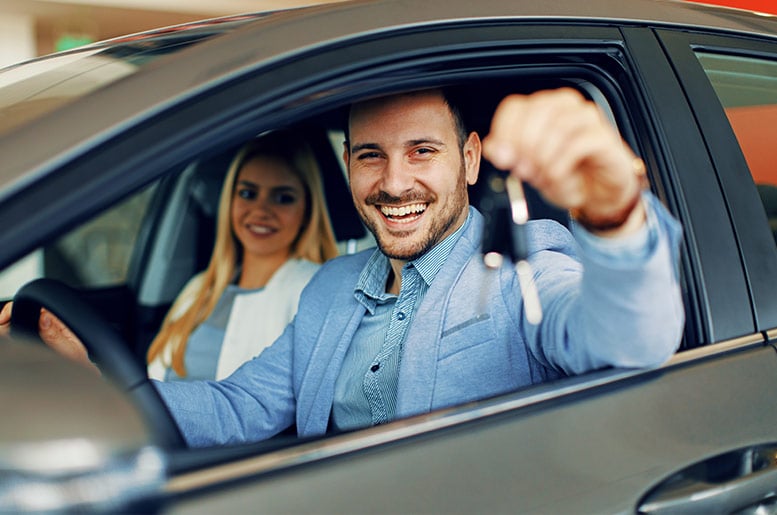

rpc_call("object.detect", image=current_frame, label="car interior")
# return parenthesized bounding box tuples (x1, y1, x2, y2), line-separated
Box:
(0, 71, 697, 465)
(23, 76, 601, 362)
(124, 125, 372, 359)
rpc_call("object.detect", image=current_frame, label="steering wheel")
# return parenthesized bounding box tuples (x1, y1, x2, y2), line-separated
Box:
(11, 278, 186, 449)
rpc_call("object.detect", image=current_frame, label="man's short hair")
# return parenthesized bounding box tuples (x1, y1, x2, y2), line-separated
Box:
(343, 87, 469, 150)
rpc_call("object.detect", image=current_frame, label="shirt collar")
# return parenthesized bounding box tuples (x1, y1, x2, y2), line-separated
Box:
(354, 209, 473, 310)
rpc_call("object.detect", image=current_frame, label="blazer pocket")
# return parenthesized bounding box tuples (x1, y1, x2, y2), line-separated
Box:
(439, 313, 495, 360)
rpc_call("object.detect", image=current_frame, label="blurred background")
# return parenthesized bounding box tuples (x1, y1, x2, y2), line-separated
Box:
(0, 0, 775, 70)
(0, 0, 345, 68)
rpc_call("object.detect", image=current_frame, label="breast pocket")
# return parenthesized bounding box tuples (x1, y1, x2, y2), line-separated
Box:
(438, 313, 496, 361)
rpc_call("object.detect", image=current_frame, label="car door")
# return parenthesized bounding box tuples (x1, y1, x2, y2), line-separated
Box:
(155, 18, 777, 514)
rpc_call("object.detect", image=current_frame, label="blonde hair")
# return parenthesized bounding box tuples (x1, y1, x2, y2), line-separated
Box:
(147, 131, 338, 376)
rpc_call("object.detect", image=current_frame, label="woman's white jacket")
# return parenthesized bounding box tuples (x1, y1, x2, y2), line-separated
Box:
(147, 258, 319, 381)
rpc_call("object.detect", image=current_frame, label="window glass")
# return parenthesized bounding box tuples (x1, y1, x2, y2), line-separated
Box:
(45, 184, 157, 288)
(696, 51, 777, 241)
(0, 183, 156, 296)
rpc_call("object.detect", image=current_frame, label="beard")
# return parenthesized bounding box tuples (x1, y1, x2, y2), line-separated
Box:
(356, 163, 469, 262)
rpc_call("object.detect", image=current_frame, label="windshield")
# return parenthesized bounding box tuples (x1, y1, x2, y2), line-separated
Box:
(0, 16, 257, 136)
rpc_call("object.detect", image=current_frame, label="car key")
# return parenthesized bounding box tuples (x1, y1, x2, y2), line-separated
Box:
(480, 169, 543, 324)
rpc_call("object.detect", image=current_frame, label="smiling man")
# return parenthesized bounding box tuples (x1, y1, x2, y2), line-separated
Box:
(145, 86, 686, 446)
(12, 86, 685, 446)
(345, 91, 481, 292)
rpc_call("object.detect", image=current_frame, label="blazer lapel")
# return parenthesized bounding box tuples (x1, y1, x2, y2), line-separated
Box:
(295, 263, 369, 436)
(395, 209, 483, 418)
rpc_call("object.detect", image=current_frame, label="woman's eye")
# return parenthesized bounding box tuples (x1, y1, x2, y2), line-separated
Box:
(237, 188, 256, 200)
(275, 193, 298, 205)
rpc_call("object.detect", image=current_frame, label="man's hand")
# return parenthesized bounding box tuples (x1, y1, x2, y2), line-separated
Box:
(0, 302, 10, 337)
(482, 88, 647, 237)
(0, 301, 95, 371)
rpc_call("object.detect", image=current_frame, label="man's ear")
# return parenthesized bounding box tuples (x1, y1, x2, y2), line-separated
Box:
(464, 131, 481, 185)
(342, 141, 350, 171)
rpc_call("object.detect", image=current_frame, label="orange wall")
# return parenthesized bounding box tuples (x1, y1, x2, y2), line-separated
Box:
(683, 1, 777, 184)
(726, 104, 777, 185)
(684, 0, 777, 15)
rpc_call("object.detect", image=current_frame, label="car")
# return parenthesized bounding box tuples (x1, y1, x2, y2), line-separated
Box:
(2, 0, 777, 512)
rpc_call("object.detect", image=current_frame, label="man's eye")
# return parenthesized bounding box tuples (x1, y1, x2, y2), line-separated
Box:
(357, 151, 382, 160)
(414, 147, 435, 156)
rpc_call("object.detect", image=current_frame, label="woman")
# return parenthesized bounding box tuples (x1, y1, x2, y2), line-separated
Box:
(0, 131, 339, 381)
(147, 131, 339, 380)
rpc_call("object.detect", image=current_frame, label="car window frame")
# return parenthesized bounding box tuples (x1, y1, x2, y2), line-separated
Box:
(621, 26, 757, 344)
(656, 28, 777, 335)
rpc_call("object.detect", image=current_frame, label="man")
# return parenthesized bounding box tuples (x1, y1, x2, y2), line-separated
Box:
(0, 86, 683, 446)
(154, 87, 683, 446)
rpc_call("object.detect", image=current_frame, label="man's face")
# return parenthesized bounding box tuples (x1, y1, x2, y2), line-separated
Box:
(345, 90, 480, 262)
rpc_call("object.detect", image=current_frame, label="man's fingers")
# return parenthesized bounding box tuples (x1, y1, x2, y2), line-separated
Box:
(0, 303, 10, 336)
(39, 309, 77, 343)
(483, 87, 641, 219)
(38, 311, 92, 368)
(0, 303, 94, 370)
(0, 302, 11, 325)
(482, 94, 528, 170)
(483, 88, 593, 178)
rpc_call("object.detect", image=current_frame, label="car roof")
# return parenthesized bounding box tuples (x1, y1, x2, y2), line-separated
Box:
(0, 0, 775, 197)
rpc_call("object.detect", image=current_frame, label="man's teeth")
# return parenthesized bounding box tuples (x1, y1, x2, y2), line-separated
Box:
(380, 203, 426, 218)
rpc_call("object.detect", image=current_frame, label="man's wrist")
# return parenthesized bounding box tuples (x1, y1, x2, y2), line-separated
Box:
(569, 157, 649, 236)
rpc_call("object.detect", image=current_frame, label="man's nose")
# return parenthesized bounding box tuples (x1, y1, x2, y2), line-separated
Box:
(380, 157, 415, 196)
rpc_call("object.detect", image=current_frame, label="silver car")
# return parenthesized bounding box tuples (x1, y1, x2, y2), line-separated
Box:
(2, 0, 777, 512)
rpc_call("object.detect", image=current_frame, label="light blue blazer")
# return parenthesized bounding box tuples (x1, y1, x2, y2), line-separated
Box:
(157, 196, 684, 447)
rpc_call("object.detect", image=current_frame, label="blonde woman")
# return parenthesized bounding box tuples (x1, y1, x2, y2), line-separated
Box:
(145, 130, 338, 380)
(0, 132, 338, 378)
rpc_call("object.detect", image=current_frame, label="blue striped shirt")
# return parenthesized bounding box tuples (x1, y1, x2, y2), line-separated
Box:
(331, 212, 472, 431)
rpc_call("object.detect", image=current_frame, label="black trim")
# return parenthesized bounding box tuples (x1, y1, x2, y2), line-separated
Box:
(625, 26, 753, 343)
(658, 29, 777, 333)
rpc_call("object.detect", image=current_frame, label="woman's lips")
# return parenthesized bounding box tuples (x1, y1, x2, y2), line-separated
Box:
(246, 223, 277, 235)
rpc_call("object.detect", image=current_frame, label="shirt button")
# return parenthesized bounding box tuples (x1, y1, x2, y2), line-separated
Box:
(397, 312, 406, 320)
(371, 364, 380, 372)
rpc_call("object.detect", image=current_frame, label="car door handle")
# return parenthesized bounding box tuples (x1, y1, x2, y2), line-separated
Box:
(638, 443, 777, 514)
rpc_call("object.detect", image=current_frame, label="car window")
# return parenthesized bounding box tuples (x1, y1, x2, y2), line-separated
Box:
(0, 183, 156, 296)
(48, 184, 157, 288)
(0, 17, 691, 463)
(695, 51, 777, 243)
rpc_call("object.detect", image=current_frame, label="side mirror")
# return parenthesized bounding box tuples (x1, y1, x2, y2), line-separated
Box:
(0, 333, 167, 512)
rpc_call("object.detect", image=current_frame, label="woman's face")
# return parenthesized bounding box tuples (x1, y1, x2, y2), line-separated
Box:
(231, 155, 307, 263)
